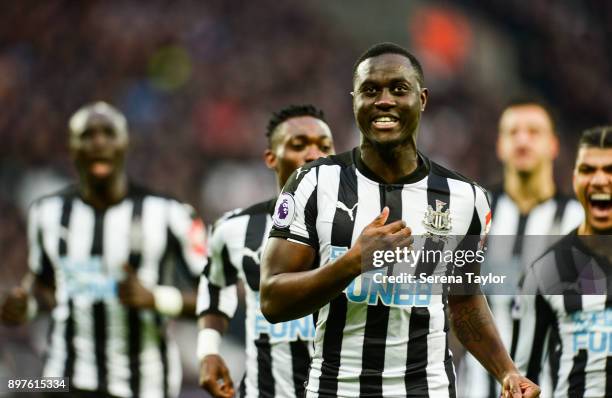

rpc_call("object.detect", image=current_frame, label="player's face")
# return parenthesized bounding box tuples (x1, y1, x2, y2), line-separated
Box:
(573, 147, 612, 234)
(265, 116, 334, 187)
(497, 105, 558, 174)
(353, 54, 427, 149)
(70, 113, 128, 182)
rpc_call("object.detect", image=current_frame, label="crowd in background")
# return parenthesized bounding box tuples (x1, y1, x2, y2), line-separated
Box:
(1, 0, 610, 395)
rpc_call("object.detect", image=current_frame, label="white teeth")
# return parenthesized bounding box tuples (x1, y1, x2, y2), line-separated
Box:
(590, 193, 611, 201)
(374, 116, 396, 122)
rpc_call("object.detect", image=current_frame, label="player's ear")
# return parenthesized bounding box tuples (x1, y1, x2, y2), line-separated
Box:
(549, 133, 560, 160)
(264, 148, 277, 170)
(420, 88, 428, 112)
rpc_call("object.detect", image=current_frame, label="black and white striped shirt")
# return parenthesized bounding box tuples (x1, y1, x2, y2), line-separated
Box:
(458, 190, 583, 398)
(28, 184, 206, 398)
(197, 200, 314, 398)
(269, 148, 491, 398)
(512, 231, 612, 397)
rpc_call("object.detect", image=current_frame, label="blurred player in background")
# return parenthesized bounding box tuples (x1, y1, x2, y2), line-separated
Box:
(457, 99, 583, 398)
(513, 126, 612, 397)
(260, 43, 539, 398)
(0, 102, 206, 398)
(196, 104, 335, 398)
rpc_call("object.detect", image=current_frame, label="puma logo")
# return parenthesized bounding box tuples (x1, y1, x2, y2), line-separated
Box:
(336, 201, 358, 221)
(243, 246, 262, 265)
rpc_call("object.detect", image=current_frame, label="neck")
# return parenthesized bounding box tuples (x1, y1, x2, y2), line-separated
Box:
(503, 163, 555, 214)
(360, 139, 418, 184)
(80, 174, 128, 209)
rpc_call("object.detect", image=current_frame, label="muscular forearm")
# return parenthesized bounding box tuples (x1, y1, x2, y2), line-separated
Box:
(448, 294, 518, 383)
(261, 254, 360, 323)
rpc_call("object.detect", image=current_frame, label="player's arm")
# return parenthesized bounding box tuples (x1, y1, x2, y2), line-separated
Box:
(120, 200, 206, 317)
(1, 201, 56, 325)
(261, 207, 410, 323)
(448, 294, 538, 397)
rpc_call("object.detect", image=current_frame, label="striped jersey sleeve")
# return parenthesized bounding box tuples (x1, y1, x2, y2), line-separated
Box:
(166, 200, 208, 277)
(269, 165, 319, 248)
(196, 212, 241, 319)
(27, 198, 57, 283)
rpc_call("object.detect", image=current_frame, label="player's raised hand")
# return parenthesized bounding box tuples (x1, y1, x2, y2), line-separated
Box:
(118, 264, 155, 309)
(199, 354, 234, 398)
(501, 372, 540, 398)
(347, 207, 412, 270)
(1, 287, 30, 325)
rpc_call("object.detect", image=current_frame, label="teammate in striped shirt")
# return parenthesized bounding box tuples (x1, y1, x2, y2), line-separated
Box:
(0, 102, 206, 398)
(512, 126, 612, 397)
(196, 105, 335, 398)
(458, 100, 583, 398)
(260, 42, 540, 398)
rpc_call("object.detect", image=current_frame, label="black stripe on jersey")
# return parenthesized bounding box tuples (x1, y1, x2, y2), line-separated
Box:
(525, 295, 554, 383)
(511, 214, 528, 256)
(554, 247, 582, 313)
(220, 245, 239, 287)
(242, 212, 267, 291)
(358, 185, 401, 396)
(405, 307, 431, 397)
(93, 302, 108, 392)
(605, 356, 612, 396)
(91, 210, 108, 392)
(255, 334, 274, 397)
(304, 179, 320, 252)
(156, 315, 170, 398)
(58, 197, 75, 380)
(38, 228, 55, 285)
(129, 196, 144, 398)
(319, 165, 357, 396)
(239, 373, 246, 398)
(290, 339, 310, 398)
(568, 349, 587, 397)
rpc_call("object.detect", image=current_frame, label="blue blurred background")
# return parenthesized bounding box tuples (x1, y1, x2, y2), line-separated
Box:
(1, 1, 610, 396)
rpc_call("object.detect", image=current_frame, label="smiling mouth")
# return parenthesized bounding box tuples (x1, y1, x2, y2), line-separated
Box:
(588, 192, 612, 217)
(89, 159, 113, 177)
(372, 116, 399, 130)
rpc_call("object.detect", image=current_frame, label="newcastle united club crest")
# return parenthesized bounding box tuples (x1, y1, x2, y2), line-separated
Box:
(423, 199, 452, 235)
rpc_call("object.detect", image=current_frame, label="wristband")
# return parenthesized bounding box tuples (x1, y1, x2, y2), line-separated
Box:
(197, 328, 222, 360)
(26, 296, 38, 320)
(153, 286, 183, 317)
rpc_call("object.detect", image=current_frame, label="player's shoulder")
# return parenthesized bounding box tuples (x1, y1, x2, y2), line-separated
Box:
(213, 199, 274, 233)
(31, 184, 79, 208)
(428, 157, 489, 198)
(531, 230, 578, 270)
(282, 150, 353, 194)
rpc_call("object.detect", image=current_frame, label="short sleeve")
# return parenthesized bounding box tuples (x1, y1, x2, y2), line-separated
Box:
(166, 200, 208, 277)
(269, 166, 319, 248)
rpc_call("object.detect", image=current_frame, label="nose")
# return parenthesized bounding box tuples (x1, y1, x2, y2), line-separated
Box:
(374, 88, 396, 109)
(89, 129, 109, 150)
(591, 169, 609, 187)
(304, 144, 325, 163)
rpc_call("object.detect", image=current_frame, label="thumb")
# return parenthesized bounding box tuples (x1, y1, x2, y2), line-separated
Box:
(371, 207, 389, 227)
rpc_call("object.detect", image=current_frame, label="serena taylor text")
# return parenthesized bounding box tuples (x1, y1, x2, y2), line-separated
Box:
(372, 272, 506, 286)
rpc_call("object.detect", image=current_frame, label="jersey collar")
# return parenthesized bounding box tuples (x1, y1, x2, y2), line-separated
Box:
(352, 146, 430, 185)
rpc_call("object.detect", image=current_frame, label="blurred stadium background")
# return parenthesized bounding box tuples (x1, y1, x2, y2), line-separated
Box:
(1, 1, 610, 396)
